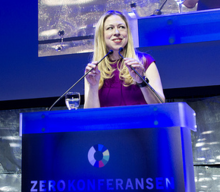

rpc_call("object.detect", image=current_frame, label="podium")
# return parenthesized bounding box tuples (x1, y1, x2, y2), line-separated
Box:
(20, 102, 196, 192)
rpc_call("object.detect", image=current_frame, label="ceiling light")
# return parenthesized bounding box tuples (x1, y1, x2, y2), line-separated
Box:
(39, 29, 59, 37)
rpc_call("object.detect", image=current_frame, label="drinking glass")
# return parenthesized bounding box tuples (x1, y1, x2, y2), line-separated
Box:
(65, 92, 80, 110)
(175, 0, 184, 13)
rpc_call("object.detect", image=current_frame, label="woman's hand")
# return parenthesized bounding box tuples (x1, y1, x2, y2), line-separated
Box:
(124, 58, 145, 83)
(84, 61, 101, 108)
(85, 61, 100, 87)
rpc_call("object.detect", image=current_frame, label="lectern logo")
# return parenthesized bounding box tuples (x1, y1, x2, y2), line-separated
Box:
(88, 144, 110, 168)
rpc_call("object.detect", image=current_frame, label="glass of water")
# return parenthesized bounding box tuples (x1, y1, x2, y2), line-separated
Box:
(175, 0, 184, 13)
(65, 92, 80, 110)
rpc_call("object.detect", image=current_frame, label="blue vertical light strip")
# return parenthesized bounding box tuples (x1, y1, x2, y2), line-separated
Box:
(181, 127, 187, 191)
(180, 127, 196, 192)
(19, 113, 23, 136)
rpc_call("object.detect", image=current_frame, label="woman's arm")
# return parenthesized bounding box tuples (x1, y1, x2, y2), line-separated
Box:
(183, 0, 199, 8)
(141, 62, 165, 104)
(124, 58, 165, 104)
(84, 62, 101, 108)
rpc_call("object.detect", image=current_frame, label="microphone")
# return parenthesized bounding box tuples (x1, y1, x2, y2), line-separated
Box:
(48, 49, 113, 111)
(119, 47, 146, 84)
(118, 48, 164, 103)
(151, 0, 168, 16)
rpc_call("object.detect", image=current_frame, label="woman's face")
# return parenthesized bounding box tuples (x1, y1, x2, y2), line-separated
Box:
(104, 15, 128, 52)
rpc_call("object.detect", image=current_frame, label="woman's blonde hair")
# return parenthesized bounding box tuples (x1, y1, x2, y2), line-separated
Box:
(93, 10, 140, 89)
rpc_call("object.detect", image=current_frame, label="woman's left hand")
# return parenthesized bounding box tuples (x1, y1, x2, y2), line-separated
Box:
(124, 58, 145, 83)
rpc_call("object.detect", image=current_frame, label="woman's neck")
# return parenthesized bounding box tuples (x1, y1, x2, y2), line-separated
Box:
(110, 50, 122, 61)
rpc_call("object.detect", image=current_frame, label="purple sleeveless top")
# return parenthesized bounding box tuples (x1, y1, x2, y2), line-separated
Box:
(99, 53, 155, 107)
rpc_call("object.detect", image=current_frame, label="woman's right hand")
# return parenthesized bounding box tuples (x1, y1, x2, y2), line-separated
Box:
(85, 61, 100, 87)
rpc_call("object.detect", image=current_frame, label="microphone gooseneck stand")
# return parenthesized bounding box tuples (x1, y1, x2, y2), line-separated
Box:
(48, 50, 113, 111)
(118, 48, 164, 103)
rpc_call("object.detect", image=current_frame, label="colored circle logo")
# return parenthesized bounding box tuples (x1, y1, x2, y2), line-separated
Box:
(88, 144, 110, 168)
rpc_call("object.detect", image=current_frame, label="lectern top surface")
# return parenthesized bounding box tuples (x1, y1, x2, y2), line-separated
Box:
(20, 102, 196, 135)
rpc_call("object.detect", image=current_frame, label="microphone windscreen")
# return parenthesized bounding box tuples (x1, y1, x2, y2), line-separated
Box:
(119, 47, 123, 52)
(118, 47, 124, 59)
(108, 50, 113, 54)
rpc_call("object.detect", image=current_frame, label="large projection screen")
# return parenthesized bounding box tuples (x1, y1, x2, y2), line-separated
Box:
(1, 0, 220, 102)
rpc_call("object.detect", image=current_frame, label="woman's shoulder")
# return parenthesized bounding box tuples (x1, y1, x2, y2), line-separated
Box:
(135, 50, 155, 69)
